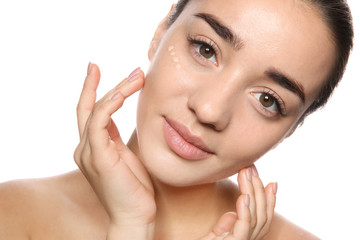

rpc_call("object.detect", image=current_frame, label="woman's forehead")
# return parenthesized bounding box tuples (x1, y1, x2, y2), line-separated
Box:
(176, 0, 335, 104)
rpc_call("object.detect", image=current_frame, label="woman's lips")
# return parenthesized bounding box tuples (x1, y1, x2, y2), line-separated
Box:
(163, 117, 213, 161)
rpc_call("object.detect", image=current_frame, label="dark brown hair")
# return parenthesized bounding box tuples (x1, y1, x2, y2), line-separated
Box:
(167, 0, 354, 125)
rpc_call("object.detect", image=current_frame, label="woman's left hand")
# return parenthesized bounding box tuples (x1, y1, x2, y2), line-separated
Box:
(201, 166, 277, 240)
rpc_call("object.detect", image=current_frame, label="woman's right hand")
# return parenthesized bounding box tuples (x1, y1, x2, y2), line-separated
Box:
(73, 63, 155, 239)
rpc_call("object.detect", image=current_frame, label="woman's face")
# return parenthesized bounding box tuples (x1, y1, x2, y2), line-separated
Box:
(134, 0, 335, 186)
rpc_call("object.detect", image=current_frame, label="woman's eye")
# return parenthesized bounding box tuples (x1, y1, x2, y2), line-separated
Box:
(253, 92, 278, 111)
(195, 43, 217, 63)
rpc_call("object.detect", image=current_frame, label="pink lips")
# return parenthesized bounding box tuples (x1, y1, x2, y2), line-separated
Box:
(163, 118, 213, 161)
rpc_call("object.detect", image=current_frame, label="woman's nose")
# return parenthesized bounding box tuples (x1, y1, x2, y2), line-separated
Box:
(187, 81, 236, 131)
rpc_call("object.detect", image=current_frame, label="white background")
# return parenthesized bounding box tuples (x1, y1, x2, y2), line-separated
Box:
(0, 0, 359, 239)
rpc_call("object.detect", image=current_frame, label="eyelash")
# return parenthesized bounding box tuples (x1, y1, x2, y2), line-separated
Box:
(252, 88, 287, 117)
(187, 35, 287, 118)
(187, 35, 220, 66)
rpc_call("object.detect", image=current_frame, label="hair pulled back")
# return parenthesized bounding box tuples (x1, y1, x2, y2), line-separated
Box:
(167, 0, 354, 124)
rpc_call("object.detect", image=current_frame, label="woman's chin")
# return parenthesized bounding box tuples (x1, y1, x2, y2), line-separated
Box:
(138, 150, 232, 188)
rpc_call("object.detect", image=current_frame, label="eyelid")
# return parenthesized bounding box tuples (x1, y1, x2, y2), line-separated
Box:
(250, 87, 287, 117)
(187, 34, 221, 66)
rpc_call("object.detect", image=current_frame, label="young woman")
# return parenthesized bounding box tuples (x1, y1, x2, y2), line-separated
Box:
(0, 0, 354, 239)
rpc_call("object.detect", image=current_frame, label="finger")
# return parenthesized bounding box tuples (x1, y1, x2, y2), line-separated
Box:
(249, 165, 268, 238)
(77, 62, 101, 139)
(237, 167, 256, 230)
(87, 67, 144, 153)
(231, 194, 251, 239)
(79, 67, 140, 145)
(76, 68, 144, 179)
(200, 212, 236, 240)
(74, 132, 99, 185)
(256, 182, 277, 239)
(213, 212, 237, 235)
(107, 118, 123, 150)
(104, 116, 153, 193)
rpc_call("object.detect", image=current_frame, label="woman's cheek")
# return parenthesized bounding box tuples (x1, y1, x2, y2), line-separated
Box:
(154, 42, 200, 94)
(167, 45, 182, 70)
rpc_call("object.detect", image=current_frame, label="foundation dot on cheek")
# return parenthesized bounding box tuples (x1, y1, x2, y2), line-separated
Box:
(176, 64, 181, 69)
(168, 45, 174, 52)
(170, 51, 176, 56)
(172, 57, 179, 63)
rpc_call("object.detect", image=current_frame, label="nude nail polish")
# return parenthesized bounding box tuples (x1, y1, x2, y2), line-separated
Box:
(246, 168, 252, 181)
(252, 165, 259, 177)
(272, 182, 278, 195)
(87, 62, 92, 75)
(128, 67, 141, 81)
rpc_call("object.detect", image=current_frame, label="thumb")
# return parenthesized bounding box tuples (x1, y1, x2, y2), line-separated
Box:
(212, 212, 237, 235)
(200, 212, 237, 240)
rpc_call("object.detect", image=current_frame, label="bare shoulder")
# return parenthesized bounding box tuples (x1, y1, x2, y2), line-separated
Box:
(0, 176, 52, 239)
(263, 213, 320, 240)
(0, 178, 31, 239)
(0, 171, 107, 239)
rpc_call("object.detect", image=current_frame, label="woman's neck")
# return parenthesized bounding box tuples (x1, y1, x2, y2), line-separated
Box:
(153, 179, 226, 239)
(127, 130, 239, 239)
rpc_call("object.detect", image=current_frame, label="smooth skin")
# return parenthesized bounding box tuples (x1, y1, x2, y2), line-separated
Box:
(0, 0, 332, 238)
(75, 64, 276, 239)
(133, 0, 334, 190)
(0, 65, 317, 240)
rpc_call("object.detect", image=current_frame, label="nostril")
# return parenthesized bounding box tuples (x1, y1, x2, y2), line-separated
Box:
(188, 101, 229, 131)
(203, 122, 218, 131)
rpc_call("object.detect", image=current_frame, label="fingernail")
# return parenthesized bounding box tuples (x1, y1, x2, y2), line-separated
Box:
(245, 194, 250, 207)
(252, 165, 259, 177)
(87, 62, 92, 75)
(246, 168, 252, 181)
(272, 182, 278, 195)
(128, 67, 141, 82)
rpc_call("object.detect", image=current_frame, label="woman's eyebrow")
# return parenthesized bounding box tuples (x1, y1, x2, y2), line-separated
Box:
(193, 13, 306, 104)
(194, 13, 243, 50)
(265, 68, 306, 103)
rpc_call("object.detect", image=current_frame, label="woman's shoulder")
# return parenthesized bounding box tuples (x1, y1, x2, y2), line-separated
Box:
(0, 171, 108, 239)
(263, 213, 320, 240)
(0, 171, 82, 211)
(0, 178, 36, 239)
(0, 175, 64, 239)
(219, 179, 320, 240)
